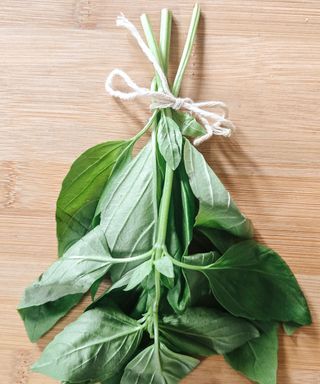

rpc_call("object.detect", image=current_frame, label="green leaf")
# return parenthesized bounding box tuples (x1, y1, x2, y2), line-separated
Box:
(225, 323, 279, 384)
(32, 307, 143, 383)
(283, 321, 302, 336)
(121, 342, 199, 384)
(173, 111, 206, 138)
(166, 271, 191, 314)
(198, 226, 241, 254)
(154, 256, 174, 278)
(176, 160, 197, 255)
(56, 140, 131, 256)
(165, 188, 183, 261)
(86, 257, 155, 312)
(157, 115, 183, 170)
(90, 275, 104, 301)
(95, 141, 134, 220)
(160, 307, 259, 356)
(182, 252, 219, 307)
(18, 226, 112, 341)
(19, 226, 111, 308)
(101, 369, 124, 384)
(183, 139, 253, 239)
(98, 143, 155, 281)
(125, 260, 153, 291)
(17, 294, 81, 342)
(167, 251, 219, 313)
(203, 240, 311, 325)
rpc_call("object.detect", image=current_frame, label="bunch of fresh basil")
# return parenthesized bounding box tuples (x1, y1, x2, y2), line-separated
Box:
(18, 5, 311, 384)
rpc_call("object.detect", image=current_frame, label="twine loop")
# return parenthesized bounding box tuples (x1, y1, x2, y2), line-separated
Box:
(106, 14, 235, 145)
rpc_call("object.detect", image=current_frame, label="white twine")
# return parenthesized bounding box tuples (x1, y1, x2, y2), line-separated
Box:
(106, 14, 235, 145)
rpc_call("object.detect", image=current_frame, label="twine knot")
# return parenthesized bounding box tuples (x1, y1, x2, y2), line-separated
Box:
(106, 14, 235, 145)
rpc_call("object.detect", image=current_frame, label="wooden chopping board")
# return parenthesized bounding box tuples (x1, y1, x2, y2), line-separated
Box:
(0, 1, 319, 383)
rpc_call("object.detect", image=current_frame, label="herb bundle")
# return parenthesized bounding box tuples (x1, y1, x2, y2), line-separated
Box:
(18, 5, 311, 384)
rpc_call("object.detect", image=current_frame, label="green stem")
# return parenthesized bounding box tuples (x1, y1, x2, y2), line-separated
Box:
(172, 3, 200, 97)
(168, 255, 215, 270)
(141, 10, 172, 355)
(140, 13, 164, 90)
(131, 111, 157, 143)
(140, 6, 201, 351)
(160, 9, 172, 75)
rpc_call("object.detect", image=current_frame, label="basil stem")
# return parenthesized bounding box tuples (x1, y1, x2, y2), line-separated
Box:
(140, 5, 201, 356)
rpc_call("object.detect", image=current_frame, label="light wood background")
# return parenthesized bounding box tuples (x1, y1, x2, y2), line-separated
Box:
(1, 1, 319, 383)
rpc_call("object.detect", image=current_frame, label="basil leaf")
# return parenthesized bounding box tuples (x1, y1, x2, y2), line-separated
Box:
(167, 251, 219, 313)
(32, 307, 143, 383)
(125, 259, 153, 291)
(184, 139, 253, 239)
(56, 140, 131, 256)
(160, 307, 259, 356)
(90, 275, 104, 300)
(86, 261, 149, 311)
(157, 115, 183, 170)
(203, 240, 311, 324)
(18, 294, 82, 343)
(99, 143, 155, 281)
(94, 141, 134, 220)
(176, 159, 197, 255)
(225, 323, 279, 384)
(182, 252, 219, 307)
(166, 188, 183, 260)
(164, 158, 197, 282)
(154, 255, 174, 278)
(121, 342, 199, 384)
(198, 226, 241, 254)
(19, 226, 111, 307)
(18, 226, 112, 341)
(101, 370, 124, 384)
(283, 321, 301, 336)
(167, 271, 191, 314)
(173, 110, 206, 138)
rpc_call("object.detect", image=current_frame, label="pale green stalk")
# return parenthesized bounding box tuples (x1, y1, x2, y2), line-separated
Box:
(140, 5, 201, 353)
(141, 9, 172, 359)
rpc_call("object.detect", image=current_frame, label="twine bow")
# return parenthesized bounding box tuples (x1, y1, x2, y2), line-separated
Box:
(106, 14, 235, 145)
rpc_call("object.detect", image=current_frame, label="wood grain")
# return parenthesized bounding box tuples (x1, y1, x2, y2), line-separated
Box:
(0, 1, 319, 383)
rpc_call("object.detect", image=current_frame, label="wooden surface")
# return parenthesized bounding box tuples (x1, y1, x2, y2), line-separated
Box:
(1, 1, 320, 383)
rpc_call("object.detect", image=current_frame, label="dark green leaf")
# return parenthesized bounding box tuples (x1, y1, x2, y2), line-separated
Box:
(173, 111, 206, 138)
(203, 240, 311, 325)
(160, 307, 259, 356)
(183, 252, 219, 307)
(101, 369, 124, 384)
(283, 321, 302, 336)
(32, 307, 143, 383)
(56, 140, 131, 256)
(225, 323, 279, 384)
(167, 251, 219, 313)
(198, 226, 241, 254)
(184, 139, 253, 239)
(157, 115, 183, 170)
(167, 271, 191, 314)
(177, 160, 197, 255)
(121, 342, 199, 384)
